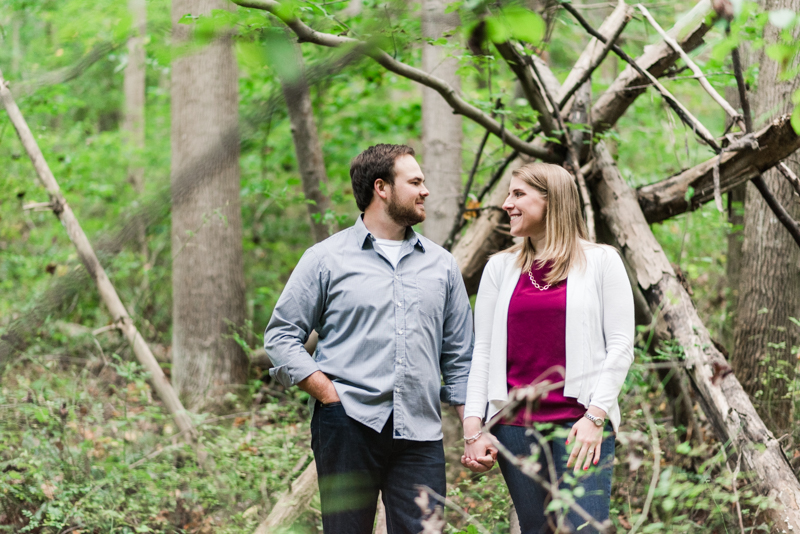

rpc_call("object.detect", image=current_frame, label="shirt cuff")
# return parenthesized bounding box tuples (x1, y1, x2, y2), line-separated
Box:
(269, 357, 320, 388)
(440, 380, 468, 406)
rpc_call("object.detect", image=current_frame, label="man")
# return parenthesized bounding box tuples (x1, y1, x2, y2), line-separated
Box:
(264, 144, 474, 533)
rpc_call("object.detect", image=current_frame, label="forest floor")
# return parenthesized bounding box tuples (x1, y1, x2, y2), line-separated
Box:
(0, 323, 780, 533)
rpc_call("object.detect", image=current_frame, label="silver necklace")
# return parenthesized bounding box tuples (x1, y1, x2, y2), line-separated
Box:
(527, 270, 551, 291)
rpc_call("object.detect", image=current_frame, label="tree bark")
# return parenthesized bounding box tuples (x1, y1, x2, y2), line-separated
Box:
(592, 142, 800, 532)
(253, 461, 318, 534)
(732, 0, 800, 433)
(421, 0, 463, 245)
(281, 43, 331, 243)
(123, 0, 147, 258)
(171, 0, 248, 410)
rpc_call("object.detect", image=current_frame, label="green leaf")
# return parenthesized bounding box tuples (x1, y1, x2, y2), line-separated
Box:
(501, 6, 545, 44)
(444, 1, 463, 15)
(768, 8, 796, 29)
(178, 13, 196, 25)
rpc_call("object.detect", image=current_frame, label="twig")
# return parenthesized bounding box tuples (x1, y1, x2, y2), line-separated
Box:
(529, 58, 597, 241)
(235, 0, 558, 162)
(444, 100, 502, 250)
(417, 486, 492, 534)
(628, 389, 661, 534)
(636, 4, 744, 131)
(731, 453, 746, 534)
(777, 161, 800, 199)
(477, 129, 539, 202)
(559, 1, 720, 152)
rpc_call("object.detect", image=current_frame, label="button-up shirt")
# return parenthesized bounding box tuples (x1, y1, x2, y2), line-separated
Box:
(264, 216, 474, 441)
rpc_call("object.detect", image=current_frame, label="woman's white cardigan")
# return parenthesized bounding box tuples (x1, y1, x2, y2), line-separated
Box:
(463, 242, 635, 432)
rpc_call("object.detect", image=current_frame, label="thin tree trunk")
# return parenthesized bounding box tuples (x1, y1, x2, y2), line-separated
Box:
(171, 0, 248, 410)
(725, 87, 746, 347)
(592, 142, 800, 532)
(123, 0, 147, 259)
(281, 43, 331, 243)
(421, 0, 462, 245)
(732, 0, 800, 433)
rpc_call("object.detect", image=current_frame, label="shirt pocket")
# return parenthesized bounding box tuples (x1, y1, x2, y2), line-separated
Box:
(416, 278, 446, 318)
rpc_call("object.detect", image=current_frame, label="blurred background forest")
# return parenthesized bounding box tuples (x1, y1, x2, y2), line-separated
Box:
(1, 0, 799, 532)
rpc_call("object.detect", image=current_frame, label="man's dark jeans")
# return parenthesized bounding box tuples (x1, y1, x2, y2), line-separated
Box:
(492, 422, 615, 534)
(311, 401, 446, 534)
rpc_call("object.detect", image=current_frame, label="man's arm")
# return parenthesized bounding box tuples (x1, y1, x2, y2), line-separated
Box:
(453, 404, 465, 422)
(264, 248, 329, 392)
(438, 255, 475, 409)
(298, 371, 340, 404)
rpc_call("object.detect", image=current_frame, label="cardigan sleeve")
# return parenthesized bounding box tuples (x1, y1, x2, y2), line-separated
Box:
(589, 247, 635, 413)
(464, 255, 503, 420)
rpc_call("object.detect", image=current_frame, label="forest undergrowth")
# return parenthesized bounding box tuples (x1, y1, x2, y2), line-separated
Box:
(0, 321, 787, 533)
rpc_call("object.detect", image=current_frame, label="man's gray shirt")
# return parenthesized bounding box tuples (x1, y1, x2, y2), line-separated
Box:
(264, 216, 474, 441)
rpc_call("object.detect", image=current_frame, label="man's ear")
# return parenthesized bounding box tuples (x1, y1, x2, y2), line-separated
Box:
(374, 178, 391, 201)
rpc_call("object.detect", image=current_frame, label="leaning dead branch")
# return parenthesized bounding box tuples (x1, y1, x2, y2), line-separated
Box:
(234, 0, 558, 162)
(560, 1, 720, 151)
(592, 141, 800, 532)
(636, 3, 744, 130)
(558, 0, 633, 111)
(637, 115, 800, 223)
(777, 161, 800, 198)
(0, 70, 194, 436)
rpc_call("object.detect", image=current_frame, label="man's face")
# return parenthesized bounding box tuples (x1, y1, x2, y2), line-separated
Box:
(386, 154, 429, 227)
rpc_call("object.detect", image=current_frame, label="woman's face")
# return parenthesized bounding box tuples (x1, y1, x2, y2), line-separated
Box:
(503, 176, 547, 239)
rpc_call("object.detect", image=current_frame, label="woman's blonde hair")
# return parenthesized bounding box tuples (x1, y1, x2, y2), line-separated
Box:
(504, 162, 587, 284)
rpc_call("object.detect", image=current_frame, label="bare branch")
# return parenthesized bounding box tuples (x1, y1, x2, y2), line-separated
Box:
(560, 1, 720, 151)
(14, 42, 118, 97)
(558, 0, 633, 110)
(777, 161, 800, 198)
(234, 0, 558, 162)
(494, 41, 557, 136)
(636, 3, 745, 131)
(529, 59, 597, 240)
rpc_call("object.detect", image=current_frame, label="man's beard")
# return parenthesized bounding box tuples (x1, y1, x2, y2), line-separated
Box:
(387, 191, 425, 227)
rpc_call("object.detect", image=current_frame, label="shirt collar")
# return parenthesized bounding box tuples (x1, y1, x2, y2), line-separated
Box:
(353, 214, 426, 252)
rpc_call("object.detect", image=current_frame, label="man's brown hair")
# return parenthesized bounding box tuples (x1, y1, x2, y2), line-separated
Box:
(350, 144, 415, 212)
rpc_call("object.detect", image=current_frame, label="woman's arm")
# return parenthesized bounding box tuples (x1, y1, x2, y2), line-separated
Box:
(463, 255, 503, 419)
(589, 247, 635, 414)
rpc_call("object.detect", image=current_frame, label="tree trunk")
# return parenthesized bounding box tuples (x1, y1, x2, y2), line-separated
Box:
(591, 142, 800, 532)
(171, 0, 248, 410)
(281, 44, 331, 244)
(732, 0, 800, 433)
(123, 0, 147, 258)
(421, 0, 462, 246)
(725, 86, 746, 348)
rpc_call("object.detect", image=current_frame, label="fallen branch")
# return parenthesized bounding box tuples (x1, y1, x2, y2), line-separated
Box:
(0, 70, 194, 436)
(560, 1, 720, 151)
(558, 0, 633, 110)
(592, 141, 800, 532)
(234, 0, 558, 162)
(253, 461, 318, 534)
(637, 115, 800, 223)
(777, 162, 800, 198)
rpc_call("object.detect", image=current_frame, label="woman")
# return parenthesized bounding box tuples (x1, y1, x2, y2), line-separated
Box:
(461, 163, 634, 533)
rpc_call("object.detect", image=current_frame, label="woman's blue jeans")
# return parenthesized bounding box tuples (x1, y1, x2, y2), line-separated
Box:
(492, 422, 615, 534)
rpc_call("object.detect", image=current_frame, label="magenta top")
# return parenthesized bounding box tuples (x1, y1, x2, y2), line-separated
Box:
(503, 263, 585, 426)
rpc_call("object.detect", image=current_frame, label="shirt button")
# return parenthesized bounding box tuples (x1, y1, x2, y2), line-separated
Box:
(398, 330, 404, 335)
(396, 302, 402, 307)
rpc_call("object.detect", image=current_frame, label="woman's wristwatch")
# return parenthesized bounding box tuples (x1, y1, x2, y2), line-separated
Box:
(584, 412, 605, 427)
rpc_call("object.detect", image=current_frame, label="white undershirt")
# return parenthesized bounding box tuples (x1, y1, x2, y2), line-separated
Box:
(374, 238, 404, 268)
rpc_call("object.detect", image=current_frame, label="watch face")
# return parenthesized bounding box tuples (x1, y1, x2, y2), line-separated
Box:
(594, 419, 602, 426)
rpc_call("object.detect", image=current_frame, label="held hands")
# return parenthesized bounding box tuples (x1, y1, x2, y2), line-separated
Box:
(566, 409, 607, 473)
(460, 417, 498, 473)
